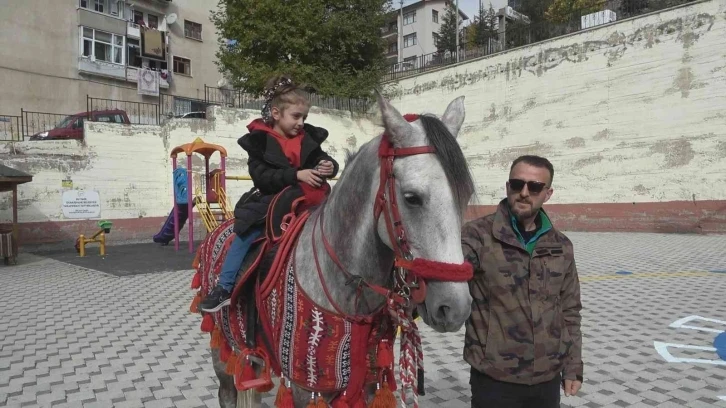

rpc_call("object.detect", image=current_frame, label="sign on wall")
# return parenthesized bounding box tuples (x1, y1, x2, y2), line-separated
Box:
(62, 190, 101, 219)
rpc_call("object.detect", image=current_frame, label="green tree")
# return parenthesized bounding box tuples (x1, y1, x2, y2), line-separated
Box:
(474, 2, 498, 47)
(211, 0, 391, 98)
(436, 3, 463, 53)
(544, 0, 605, 23)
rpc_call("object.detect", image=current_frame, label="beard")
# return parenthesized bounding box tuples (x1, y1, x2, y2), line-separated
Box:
(508, 197, 538, 219)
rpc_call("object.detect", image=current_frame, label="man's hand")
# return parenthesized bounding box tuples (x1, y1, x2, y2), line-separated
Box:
(297, 169, 323, 188)
(563, 379, 582, 396)
(316, 160, 334, 177)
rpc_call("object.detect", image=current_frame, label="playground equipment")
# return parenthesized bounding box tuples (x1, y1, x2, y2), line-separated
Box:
(75, 220, 113, 257)
(169, 138, 232, 253)
(153, 167, 196, 245)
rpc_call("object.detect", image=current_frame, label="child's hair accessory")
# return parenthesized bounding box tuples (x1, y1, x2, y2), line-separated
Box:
(261, 77, 294, 123)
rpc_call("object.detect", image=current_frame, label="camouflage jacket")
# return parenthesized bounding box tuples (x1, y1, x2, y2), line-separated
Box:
(461, 199, 583, 385)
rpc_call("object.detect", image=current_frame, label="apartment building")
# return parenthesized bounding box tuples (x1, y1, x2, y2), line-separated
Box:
(382, 0, 469, 68)
(0, 0, 222, 118)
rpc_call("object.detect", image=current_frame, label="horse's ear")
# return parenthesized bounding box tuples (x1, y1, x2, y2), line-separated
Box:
(441, 96, 466, 138)
(375, 89, 413, 147)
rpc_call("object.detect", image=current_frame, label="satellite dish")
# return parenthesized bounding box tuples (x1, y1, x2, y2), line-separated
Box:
(166, 13, 177, 25)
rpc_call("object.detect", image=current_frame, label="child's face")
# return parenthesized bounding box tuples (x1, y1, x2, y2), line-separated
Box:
(272, 103, 309, 138)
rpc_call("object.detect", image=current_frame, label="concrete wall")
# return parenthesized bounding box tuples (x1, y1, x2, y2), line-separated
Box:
(385, 0, 726, 233)
(0, 106, 381, 245)
(0, 0, 222, 117)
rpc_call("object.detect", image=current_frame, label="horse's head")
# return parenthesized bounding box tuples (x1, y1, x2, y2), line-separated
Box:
(375, 93, 475, 333)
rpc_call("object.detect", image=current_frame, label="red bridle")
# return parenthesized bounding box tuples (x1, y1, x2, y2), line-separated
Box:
(313, 114, 473, 318)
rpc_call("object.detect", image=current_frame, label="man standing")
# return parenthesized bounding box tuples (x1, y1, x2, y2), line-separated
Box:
(462, 155, 583, 407)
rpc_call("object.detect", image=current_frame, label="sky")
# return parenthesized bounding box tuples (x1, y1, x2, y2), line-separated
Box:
(395, 0, 508, 24)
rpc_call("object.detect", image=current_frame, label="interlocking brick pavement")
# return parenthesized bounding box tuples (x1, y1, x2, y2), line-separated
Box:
(0, 232, 725, 407)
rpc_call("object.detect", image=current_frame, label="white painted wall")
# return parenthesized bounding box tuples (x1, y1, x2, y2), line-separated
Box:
(0, 106, 381, 224)
(386, 0, 726, 205)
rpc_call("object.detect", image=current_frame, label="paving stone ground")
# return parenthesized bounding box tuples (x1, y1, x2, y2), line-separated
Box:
(1, 232, 725, 407)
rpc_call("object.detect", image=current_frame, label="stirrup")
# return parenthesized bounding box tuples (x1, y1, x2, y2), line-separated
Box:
(234, 347, 273, 392)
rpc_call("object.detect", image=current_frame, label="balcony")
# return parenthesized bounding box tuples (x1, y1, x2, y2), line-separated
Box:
(78, 57, 127, 80)
(127, 20, 167, 39)
(126, 66, 170, 88)
(381, 26, 398, 38)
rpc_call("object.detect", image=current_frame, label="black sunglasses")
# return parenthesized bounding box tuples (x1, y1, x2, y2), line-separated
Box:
(508, 179, 547, 194)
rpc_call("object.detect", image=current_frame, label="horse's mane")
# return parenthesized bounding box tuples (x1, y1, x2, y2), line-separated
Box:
(417, 114, 475, 212)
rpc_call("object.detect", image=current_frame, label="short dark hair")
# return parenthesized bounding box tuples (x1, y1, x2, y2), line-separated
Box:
(510, 155, 554, 184)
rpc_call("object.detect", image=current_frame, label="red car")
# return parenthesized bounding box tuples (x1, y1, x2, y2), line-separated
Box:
(30, 109, 130, 140)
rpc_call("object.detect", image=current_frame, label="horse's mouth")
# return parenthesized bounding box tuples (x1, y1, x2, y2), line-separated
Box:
(417, 303, 467, 333)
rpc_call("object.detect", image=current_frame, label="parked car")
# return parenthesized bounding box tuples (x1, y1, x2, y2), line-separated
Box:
(30, 109, 130, 140)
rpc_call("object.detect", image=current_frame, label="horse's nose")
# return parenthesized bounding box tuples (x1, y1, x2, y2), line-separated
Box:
(430, 286, 472, 331)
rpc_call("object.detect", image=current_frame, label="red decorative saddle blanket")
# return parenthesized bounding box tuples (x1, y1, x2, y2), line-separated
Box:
(189, 183, 397, 406)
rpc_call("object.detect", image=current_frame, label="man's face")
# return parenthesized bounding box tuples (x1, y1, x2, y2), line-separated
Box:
(506, 162, 553, 220)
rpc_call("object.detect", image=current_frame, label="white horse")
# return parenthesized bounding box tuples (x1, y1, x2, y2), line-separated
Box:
(196, 93, 476, 407)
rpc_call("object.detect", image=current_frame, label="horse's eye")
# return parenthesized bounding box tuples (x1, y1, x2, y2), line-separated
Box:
(403, 193, 423, 207)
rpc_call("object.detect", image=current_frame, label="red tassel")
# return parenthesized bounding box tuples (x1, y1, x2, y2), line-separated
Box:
(210, 327, 223, 349)
(191, 272, 202, 289)
(368, 383, 396, 408)
(376, 339, 393, 368)
(225, 352, 238, 375)
(192, 250, 200, 269)
(306, 394, 327, 408)
(219, 340, 232, 362)
(200, 313, 215, 332)
(275, 379, 294, 408)
(189, 292, 202, 314)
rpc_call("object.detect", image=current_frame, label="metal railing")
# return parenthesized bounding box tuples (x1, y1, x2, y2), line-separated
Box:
(21, 110, 74, 139)
(87, 96, 160, 125)
(204, 85, 242, 108)
(383, 0, 695, 81)
(203, 85, 373, 114)
(0, 115, 22, 141)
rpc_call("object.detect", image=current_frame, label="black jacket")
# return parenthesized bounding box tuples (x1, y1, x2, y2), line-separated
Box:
(232, 121, 339, 236)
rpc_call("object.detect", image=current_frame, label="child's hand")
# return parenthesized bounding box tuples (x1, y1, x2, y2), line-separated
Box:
(297, 169, 323, 187)
(316, 160, 334, 177)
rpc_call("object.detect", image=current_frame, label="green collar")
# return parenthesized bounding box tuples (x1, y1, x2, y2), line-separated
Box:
(510, 209, 552, 255)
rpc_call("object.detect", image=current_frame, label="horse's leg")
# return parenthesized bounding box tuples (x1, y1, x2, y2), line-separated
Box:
(236, 390, 261, 408)
(211, 348, 238, 408)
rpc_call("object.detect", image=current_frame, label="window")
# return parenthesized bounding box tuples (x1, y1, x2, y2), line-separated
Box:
(173, 56, 191, 75)
(147, 59, 167, 71)
(184, 20, 202, 41)
(82, 27, 124, 64)
(403, 11, 416, 25)
(80, 0, 123, 18)
(127, 39, 141, 67)
(433, 32, 440, 47)
(133, 10, 144, 24)
(147, 15, 159, 29)
(403, 33, 417, 48)
(432, 10, 439, 23)
(95, 114, 125, 123)
(388, 42, 397, 54)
